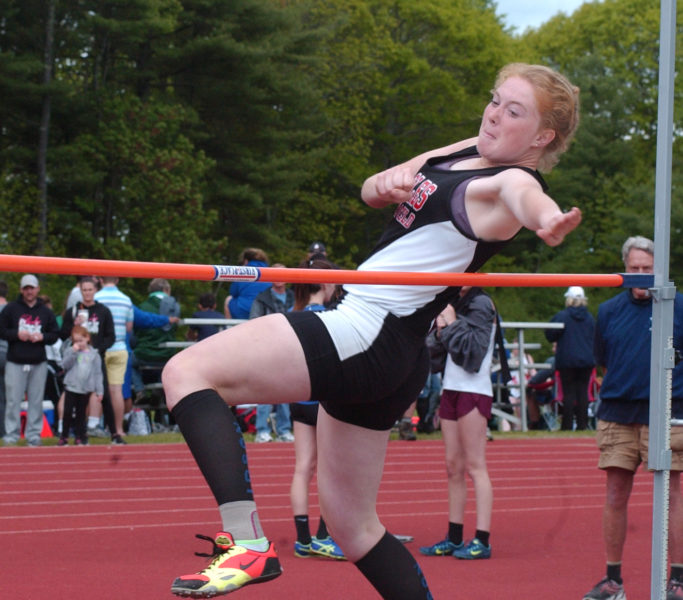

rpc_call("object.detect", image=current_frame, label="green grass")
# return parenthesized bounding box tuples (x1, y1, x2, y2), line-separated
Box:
(4, 427, 596, 447)
(388, 429, 596, 442)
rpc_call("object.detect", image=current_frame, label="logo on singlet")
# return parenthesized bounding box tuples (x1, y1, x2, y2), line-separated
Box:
(394, 172, 437, 229)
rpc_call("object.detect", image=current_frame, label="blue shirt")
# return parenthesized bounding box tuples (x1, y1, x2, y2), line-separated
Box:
(227, 260, 271, 319)
(190, 309, 225, 341)
(95, 285, 134, 352)
(594, 290, 683, 424)
(546, 305, 595, 369)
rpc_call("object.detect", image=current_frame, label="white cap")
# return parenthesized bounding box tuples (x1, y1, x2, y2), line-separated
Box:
(564, 286, 586, 299)
(20, 274, 39, 288)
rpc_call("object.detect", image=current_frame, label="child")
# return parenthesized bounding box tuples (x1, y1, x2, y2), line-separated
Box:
(59, 325, 104, 446)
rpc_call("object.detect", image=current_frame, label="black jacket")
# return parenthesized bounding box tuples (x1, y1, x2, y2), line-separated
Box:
(60, 301, 116, 356)
(0, 296, 60, 364)
(545, 305, 595, 369)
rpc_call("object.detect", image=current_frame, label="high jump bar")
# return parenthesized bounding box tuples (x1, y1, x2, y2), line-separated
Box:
(0, 254, 653, 288)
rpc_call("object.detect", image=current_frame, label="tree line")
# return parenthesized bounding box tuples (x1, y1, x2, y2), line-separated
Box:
(0, 0, 680, 325)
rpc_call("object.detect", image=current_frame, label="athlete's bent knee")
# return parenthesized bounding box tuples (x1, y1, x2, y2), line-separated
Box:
(162, 354, 185, 410)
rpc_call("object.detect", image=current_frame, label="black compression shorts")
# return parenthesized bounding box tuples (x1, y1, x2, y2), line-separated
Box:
(290, 402, 318, 427)
(284, 310, 429, 431)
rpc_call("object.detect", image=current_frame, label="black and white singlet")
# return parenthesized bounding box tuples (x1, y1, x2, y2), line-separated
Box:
(285, 145, 547, 429)
(342, 144, 547, 337)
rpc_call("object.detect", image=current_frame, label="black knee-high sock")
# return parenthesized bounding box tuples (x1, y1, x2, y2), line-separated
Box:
(355, 531, 433, 600)
(171, 389, 252, 504)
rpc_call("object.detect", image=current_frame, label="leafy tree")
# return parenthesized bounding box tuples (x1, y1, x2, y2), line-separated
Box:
(0, 0, 187, 251)
(55, 95, 219, 261)
(163, 0, 329, 264)
(522, 0, 679, 269)
(0, 0, 72, 256)
(489, 0, 683, 326)
(283, 0, 515, 267)
(7, 0, 681, 330)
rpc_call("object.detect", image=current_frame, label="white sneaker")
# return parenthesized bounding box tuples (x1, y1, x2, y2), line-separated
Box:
(87, 426, 108, 439)
(276, 431, 295, 442)
(254, 431, 273, 443)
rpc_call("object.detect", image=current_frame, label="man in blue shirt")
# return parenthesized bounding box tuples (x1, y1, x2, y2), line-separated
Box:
(584, 236, 683, 600)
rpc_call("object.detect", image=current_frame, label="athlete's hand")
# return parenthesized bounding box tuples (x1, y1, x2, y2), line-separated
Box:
(536, 207, 582, 247)
(373, 166, 415, 205)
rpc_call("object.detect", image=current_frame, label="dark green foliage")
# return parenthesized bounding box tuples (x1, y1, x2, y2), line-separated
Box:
(0, 0, 679, 329)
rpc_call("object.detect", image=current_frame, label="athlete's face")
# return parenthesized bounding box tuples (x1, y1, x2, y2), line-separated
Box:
(477, 76, 554, 167)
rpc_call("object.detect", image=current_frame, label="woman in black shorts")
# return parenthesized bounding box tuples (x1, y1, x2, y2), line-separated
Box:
(289, 257, 346, 561)
(163, 63, 582, 599)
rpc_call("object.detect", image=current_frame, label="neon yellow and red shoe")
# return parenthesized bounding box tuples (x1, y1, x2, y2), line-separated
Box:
(171, 532, 282, 597)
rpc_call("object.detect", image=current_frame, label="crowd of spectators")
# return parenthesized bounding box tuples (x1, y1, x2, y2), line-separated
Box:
(0, 235, 673, 446)
(0, 241, 332, 445)
(0, 270, 611, 445)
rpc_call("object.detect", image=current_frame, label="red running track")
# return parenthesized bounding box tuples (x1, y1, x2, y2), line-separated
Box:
(0, 438, 655, 600)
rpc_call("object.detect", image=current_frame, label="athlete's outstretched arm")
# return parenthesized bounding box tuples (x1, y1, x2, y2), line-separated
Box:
(473, 169, 581, 247)
(503, 176, 581, 247)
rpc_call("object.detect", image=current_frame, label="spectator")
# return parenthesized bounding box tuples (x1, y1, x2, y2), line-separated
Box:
(583, 236, 683, 600)
(223, 248, 271, 320)
(249, 264, 295, 443)
(289, 256, 345, 560)
(187, 293, 225, 342)
(133, 278, 181, 366)
(58, 325, 104, 446)
(95, 276, 134, 444)
(0, 280, 8, 437)
(0, 275, 59, 446)
(130, 279, 180, 428)
(64, 275, 90, 311)
(505, 346, 535, 431)
(307, 241, 327, 260)
(124, 304, 175, 408)
(60, 276, 115, 438)
(545, 286, 595, 430)
(249, 265, 294, 319)
(421, 287, 498, 561)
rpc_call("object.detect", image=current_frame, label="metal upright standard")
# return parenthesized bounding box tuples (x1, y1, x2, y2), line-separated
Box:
(649, 1, 677, 597)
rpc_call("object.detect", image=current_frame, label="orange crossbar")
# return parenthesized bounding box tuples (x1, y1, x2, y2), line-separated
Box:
(0, 253, 632, 288)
